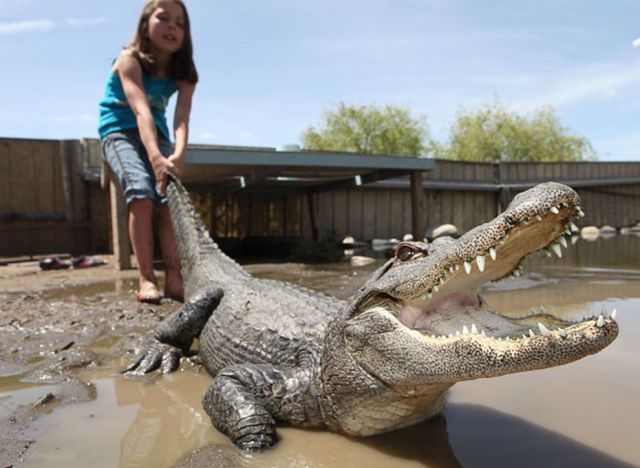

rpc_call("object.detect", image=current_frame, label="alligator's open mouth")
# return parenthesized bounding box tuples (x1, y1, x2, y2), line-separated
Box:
(357, 183, 618, 358)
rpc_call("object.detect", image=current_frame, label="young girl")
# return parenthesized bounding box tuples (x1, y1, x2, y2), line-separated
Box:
(98, 0, 198, 303)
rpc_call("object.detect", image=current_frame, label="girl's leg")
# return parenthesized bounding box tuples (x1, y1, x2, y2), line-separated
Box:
(158, 205, 184, 301)
(129, 198, 160, 302)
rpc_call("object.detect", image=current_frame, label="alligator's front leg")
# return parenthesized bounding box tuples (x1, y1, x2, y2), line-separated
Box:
(125, 288, 223, 375)
(203, 363, 314, 451)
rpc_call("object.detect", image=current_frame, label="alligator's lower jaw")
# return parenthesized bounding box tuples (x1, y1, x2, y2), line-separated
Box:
(407, 310, 618, 345)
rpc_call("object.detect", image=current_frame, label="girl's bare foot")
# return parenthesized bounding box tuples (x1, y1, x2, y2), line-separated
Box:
(137, 278, 161, 304)
(164, 268, 184, 302)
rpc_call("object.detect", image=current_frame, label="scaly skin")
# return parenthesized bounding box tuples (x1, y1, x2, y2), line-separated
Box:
(126, 176, 618, 450)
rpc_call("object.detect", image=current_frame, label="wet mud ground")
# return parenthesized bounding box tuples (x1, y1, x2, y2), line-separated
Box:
(1, 236, 639, 467)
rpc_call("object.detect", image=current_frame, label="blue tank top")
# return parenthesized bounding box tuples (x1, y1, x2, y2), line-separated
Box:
(98, 71, 177, 141)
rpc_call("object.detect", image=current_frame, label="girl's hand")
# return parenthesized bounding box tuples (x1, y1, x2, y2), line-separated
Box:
(167, 153, 185, 179)
(149, 153, 176, 194)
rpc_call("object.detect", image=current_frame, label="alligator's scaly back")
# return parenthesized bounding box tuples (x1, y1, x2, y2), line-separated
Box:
(165, 174, 249, 299)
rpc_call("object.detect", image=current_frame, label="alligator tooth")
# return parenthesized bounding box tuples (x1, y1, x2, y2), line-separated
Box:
(481, 330, 486, 337)
(611, 309, 617, 320)
(565, 225, 572, 235)
(476, 255, 485, 272)
(464, 261, 472, 274)
(506, 337, 510, 341)
(540, 305, 547, 314)
(463, 325, 469, 334)
(536, 215, 542, 222)
(456, 330, 460, 336)
(558, 328, 567, 338)
(531, 307, 537, 315)
(433, 285, 439, 293)
(596, 315, 605, 328)
(471, 323, 478, 334)
(550, 206, 560, 214)
(449, 266, 455, 274)
(513, 269, 521, 277)
(449, 334, 453, 338)
(537, 322, 551, 336)
(558, 236, 568, 248)
(528, 329, 535, 338)
(439, 277, 445, 285)
(489, 247, 497, 261)
(577, 207, 585, 217)
(522, 334, 527, 339)
(551, 243, 562, 258)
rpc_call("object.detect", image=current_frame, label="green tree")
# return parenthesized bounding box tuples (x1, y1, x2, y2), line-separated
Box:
(435, 102, 595, 162)
(301, 103, 430, 157)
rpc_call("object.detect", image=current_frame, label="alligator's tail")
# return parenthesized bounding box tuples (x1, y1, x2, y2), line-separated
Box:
(165, 173, 248, 296)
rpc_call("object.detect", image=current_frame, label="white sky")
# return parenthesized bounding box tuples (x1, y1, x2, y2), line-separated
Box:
(0, 0, 638, 160)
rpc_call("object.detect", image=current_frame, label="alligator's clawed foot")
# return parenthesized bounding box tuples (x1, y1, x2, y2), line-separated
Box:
(123, 339, 183, 375)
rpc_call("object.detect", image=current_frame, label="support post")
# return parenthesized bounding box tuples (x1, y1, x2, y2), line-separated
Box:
(410, 171, 426, 241)
(306, 192, 319, 242)
(105, 161, 132, 270)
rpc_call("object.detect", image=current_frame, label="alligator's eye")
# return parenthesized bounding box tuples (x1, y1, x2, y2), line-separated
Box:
(395, 243, 425, 262)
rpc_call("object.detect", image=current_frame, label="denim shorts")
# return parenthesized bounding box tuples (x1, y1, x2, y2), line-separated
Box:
(101, 129, 173, 206)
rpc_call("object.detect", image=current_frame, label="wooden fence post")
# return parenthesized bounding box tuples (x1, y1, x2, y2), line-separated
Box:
(410, 171, 426, 241)
(103, 161, 132, 270)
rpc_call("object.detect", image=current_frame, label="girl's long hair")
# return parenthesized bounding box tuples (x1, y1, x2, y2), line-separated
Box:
(127, 0, 198, 83)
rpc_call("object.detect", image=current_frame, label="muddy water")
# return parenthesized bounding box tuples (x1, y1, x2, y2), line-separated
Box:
(6, 235, 640, 467)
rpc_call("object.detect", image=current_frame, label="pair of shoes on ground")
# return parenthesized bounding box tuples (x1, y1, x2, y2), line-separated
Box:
(39, 256, 107, 271)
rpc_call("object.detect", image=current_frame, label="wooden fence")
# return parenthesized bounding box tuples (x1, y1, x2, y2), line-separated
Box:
(204, 159, 640, 241)
(0, 138, 106, 258)
(1, 137, 639, 258)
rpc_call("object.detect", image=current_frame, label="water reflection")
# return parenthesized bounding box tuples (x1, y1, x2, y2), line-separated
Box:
(116, 373, 213, 467)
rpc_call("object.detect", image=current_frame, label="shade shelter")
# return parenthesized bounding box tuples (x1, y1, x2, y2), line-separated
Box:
(107, 146, 435, 269)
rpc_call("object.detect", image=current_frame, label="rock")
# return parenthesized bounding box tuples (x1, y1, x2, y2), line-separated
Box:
(342, 236, 355, 245)
(402, 234, 414, 241)
(426, 224, 459, 240)
(580, 226, 600, 241)
(350, 256, 376, 267)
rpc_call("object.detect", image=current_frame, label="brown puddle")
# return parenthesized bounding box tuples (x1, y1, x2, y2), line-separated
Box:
(4, 236, 640, 467)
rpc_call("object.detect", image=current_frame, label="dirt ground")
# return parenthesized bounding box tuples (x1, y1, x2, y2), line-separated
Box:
(0, 256, 189, 466)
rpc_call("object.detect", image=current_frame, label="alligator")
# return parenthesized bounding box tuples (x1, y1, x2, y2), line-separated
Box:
(126, 175, 619, 451)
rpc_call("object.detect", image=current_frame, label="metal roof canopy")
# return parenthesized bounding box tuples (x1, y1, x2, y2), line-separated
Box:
(183, 147, 435, 193)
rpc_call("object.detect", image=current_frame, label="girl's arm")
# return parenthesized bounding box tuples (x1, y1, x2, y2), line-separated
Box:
(167, 80, 196, 179)
(117, 52, 176, 189)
